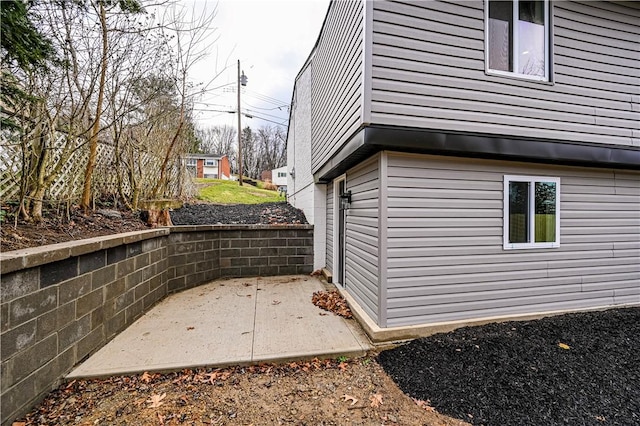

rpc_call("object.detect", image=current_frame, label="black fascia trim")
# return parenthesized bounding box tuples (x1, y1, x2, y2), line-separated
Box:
(364, 125, 640, 168)
(315, 125, 640, 182)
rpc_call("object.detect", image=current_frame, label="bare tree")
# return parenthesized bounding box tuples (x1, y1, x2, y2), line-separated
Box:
(195, 124, 237, 170)
(150, 3, 219, 198)
(2, 0, 229, 219)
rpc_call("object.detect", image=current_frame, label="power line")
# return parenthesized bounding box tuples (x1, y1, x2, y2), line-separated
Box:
(247, 113, 288, 127)
(244, 89, 289, 107)
(244, 101, 289, 112)
(245, 108, 288, 121)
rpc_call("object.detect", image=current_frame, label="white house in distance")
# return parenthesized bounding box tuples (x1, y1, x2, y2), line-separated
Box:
(272, 166, 288, 188)
(286, 0, 639, 340)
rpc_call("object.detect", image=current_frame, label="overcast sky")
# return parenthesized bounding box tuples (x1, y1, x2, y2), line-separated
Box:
(182, 0, 330, 131)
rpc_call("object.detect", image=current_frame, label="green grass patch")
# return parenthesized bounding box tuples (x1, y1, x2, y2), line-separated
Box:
(196, 179, 282, 204)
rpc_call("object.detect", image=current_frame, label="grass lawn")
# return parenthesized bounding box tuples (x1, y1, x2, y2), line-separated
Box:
(196, 179, 282, 204)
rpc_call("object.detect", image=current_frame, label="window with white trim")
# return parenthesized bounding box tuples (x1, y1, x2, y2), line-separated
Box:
(504, 175, 560, 249)
(186, 158, 197, 166)
(204, 159, 218, 166)
(486, 0, 549, 81)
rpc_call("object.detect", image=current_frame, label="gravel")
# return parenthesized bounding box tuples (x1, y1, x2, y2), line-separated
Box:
(170, 202, 308, 225)
(378, 307, 640, 426)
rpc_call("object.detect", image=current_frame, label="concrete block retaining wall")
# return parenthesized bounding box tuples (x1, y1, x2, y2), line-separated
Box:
(0, 224, 313, 425)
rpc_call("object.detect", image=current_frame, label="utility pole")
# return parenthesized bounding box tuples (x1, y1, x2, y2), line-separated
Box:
(237, 59, 243, 186)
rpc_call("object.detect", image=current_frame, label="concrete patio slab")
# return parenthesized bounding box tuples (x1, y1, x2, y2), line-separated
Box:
(67, 276, 371, 379)
(252, 276, 369, 361)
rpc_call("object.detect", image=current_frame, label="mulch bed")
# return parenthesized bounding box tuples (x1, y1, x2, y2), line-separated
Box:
(170, 202, 308, 225)
(378, 307, 640, 426)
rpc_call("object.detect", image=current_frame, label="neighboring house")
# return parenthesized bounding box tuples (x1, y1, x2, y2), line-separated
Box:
(185, 154, 230, 179)
(286, 0, 640, 336)
(272, 166, 288, 188)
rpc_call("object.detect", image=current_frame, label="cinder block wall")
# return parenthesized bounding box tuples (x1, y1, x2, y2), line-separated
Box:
(0, 224, 313, 425)
(166, 226, 314, 293)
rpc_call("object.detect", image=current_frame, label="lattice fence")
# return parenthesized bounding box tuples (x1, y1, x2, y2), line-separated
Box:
(0, 128, 195, 207)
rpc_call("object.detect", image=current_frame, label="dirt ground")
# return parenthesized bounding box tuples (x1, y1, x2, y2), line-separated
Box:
(1, 207, 149, 252)
(17, 357, 469, 426)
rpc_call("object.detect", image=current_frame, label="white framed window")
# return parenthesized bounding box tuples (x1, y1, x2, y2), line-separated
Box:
(186, 158, 197, 166)
(277, 172, 287, 178)
(204, 159, 218, 166)
(485, 0, 550, 81)
(503, 175, 560, 250)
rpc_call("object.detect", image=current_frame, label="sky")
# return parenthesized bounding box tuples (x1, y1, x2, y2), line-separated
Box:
(181, 0, 330, 131)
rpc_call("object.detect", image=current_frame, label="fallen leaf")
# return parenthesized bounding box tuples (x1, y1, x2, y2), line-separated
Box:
(369, 393, 383, 408)
(342, 394, 358, 406)
(558, 342, 571, 350)
(272, 300, 281, 305)
(413, 398, 435, 412)
(338, 362, 348, 372)
(141, 372, 152, 383)
(595, 415, 606, 422)
(12, 422, 26, 426)
(147, 393, 166, 408)
(186, 326, 195, 330)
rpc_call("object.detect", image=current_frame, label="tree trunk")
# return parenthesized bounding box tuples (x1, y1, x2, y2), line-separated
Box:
(81, 1, 108, 213)
(151, 105, 184, 198)
(29, 186, 46, 222)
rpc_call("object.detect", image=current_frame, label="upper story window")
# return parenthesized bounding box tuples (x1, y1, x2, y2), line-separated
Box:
(277, 172, 287, 178)
(504, 175, 560, 250)
(486, 0, 549, 81)
(186, 158, 197, 166)
(204, 159, 218, 167)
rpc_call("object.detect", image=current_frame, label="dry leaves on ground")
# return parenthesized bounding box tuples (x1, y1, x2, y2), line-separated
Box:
(312, 290, 353, 318)
(17, 357, 469, 426)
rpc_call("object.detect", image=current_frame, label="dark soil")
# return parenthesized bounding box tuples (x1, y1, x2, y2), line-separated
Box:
(1, 202, 308, 252)
(378, 307, 640, 426)
(1, 207, 150, 252)
(170, 202, 308, 225)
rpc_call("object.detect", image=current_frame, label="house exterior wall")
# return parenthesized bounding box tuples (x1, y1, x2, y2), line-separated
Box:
(345, 156, 380, 323)
(288, 62, 313, 213)
(286, 0, 639, 331)
(202, 164, 219, 179)
(219, 156, 230, 179)
(197, 160, 204, 178)
(384, 152, 640, 327)
(368, 0, 640, 147)
(326, 183, 334, 273)
(311, 0, 365, 173)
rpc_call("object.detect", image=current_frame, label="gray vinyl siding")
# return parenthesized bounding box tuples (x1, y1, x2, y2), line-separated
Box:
(326, 182, 334, 273)
(345, 157, 380, 323)
(369, 0, 640, 147)
(311, 0, 365, 172)
(385, 153, 640, 327)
